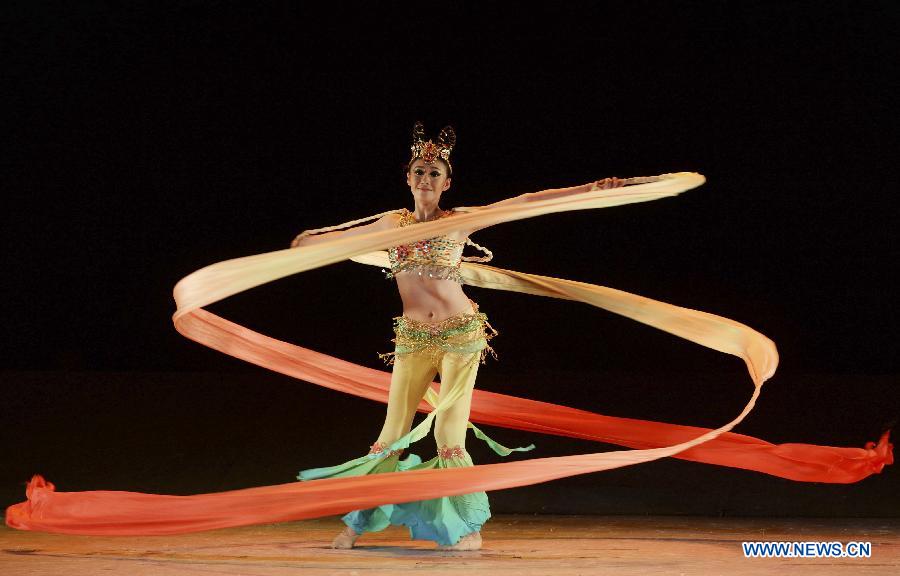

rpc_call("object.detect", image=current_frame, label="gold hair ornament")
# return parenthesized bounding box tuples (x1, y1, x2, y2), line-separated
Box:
(410, 121, 455, 173)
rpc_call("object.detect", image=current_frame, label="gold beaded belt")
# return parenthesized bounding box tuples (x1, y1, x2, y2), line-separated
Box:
(377, 303, 498, 367)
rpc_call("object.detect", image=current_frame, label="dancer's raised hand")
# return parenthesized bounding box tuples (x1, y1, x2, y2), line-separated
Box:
(590, 177, 624, 190)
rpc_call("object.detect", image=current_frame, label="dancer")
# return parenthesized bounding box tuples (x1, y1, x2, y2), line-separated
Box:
(290, 122, 622, 550)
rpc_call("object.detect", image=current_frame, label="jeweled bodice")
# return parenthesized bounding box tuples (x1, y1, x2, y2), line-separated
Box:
(385, 209, 466, 282)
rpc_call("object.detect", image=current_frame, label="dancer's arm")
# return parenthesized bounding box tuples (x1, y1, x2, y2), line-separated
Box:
(461, 178, 623, 235)
(291, 213, 398, 248)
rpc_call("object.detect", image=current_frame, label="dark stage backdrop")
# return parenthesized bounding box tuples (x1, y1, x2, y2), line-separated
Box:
(3, 2, 897, 516)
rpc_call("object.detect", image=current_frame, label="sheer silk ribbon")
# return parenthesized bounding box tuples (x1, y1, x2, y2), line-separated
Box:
(6, 173, 892, 536)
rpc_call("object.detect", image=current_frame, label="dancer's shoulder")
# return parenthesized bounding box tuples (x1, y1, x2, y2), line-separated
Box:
(365, 208, 406, 227)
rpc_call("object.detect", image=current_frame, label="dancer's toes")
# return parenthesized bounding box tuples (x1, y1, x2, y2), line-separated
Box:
(331, 525, 360, 549)
(436, 531, 482, 551)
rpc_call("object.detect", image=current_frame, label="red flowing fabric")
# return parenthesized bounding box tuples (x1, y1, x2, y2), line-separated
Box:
(6, 173, 892, 536)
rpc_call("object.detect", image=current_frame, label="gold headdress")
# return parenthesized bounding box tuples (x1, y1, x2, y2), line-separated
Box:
(410, 121, 455, 174)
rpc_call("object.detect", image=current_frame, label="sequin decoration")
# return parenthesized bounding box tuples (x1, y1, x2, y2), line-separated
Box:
(385, 209, 466, 282)
(438, 444, 467, 459)
(419, 141, 441, 163)
(376, 300, 499, 368)
(368, 441, 404, 458)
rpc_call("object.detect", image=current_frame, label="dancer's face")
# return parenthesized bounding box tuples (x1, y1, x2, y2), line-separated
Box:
(406, 158, 451, 203)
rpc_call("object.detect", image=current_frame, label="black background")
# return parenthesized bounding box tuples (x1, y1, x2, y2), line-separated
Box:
(2, 1, 898, 516)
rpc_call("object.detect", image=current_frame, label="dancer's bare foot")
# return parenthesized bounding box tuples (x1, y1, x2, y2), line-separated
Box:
(436, 531, 482, 551)
(331, 525, 360, 549)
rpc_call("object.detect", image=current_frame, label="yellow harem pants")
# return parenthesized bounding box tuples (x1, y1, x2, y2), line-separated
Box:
(298, 300, 533, 546)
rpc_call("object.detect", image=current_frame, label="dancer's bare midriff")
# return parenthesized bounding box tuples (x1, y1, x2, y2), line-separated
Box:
(395, 271, 475, 323)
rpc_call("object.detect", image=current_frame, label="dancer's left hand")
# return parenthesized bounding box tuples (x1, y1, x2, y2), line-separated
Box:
(591, 177, 624, 190)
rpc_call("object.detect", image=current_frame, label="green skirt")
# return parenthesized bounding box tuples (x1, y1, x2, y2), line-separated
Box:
(304, 449, 490, 546)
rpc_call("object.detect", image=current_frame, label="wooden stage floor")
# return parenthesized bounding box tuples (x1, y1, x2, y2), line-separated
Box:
(2, 515, 898, 575)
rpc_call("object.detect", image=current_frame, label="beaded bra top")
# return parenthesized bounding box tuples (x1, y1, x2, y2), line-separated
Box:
(384, 208, 492, 283)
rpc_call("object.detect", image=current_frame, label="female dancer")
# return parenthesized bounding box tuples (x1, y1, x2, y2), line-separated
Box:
(290, 123, 622, 551)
